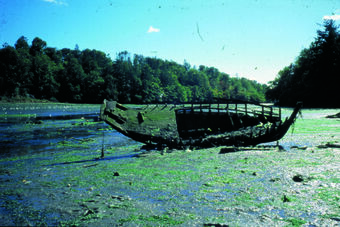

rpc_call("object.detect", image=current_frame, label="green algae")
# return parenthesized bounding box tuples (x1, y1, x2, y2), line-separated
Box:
(0, 114, 37, 118)
(1, 144, 339, 226)
(119, 214, 186, 225)
(285, 217, 307, 226)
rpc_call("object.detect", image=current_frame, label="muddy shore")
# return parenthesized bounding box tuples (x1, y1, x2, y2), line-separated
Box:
(1, 144, 339, 225)
(0, 108, 339, 226)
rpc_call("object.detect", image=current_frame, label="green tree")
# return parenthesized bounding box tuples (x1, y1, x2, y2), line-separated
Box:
(30, 54, 60, 99)
(14, 36, 33, 96)
(266, 20, 340, 107)
(15, 36, 30, 50)
(0, 46, 21, 96)
(30, 37, 47, 56)
(1, 36, 268, 104)
(58, 55, 85, 102)
(114, 51, 134, 103)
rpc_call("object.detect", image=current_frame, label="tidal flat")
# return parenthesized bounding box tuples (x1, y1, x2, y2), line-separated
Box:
(0, 104, 339, 226)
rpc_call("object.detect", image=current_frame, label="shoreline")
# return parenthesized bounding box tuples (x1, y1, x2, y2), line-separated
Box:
(0, 96, 54, 104)
(0, 96, 101, 105)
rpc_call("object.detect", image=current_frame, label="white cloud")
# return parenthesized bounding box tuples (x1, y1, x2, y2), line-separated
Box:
(323, 14, 340, 21)
(43, 0, 67, 6)
(147, 26, 160, 33)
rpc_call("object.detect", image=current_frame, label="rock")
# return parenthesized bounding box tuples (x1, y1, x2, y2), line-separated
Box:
(292, 174, 304, 182)
(292, 174, 313, 183)
(111, 195, 131, 201)
(203, 224, 229, 227)
(282, 194, 291, 202)
(330, 217, 340, 222)
(270, 177, 281, 182)
(203, 182, 213, 187)
(113, 172, 120, 177)
(83, 209, 95, 216)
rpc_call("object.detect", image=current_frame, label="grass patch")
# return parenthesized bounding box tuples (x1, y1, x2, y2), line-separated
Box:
(314, 187, 340, 208)
(0, 114, 37, 118)
(119, 214, 185, 225)
(284, 217, 307, 226)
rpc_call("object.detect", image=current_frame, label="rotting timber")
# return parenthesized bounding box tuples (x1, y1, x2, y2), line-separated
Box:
(100, 100, 302, 149)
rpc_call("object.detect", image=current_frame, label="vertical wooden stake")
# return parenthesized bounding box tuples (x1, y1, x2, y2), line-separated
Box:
(101, 125, 105, 158)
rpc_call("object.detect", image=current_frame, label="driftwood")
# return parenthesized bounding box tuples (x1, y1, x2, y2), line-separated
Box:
(326, 112, 340, 119)
(100, 100, 302, 149)
(317, 142, 340, 149)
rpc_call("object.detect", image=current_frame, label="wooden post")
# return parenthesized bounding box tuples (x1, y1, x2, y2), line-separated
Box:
(101, 128, 105, 158)
(229, 114, 234, 129)
(279, 107, 281, 119)
(101, 146, 104, 158)
(270, 107, 273, 119)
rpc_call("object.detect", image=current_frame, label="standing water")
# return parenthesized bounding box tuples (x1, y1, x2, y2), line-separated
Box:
(275, 108, 340, 148)
(0, 103, 140, 158)
(1, 104, 340, 156)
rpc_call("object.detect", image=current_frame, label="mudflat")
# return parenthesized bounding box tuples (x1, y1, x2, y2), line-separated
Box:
(0, 107, 339, 226)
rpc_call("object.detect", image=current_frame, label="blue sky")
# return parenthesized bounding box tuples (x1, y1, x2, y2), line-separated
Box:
(0, 0, 339, 84)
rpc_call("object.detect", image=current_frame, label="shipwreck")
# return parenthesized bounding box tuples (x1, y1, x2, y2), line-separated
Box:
(100, 99, 302, 149)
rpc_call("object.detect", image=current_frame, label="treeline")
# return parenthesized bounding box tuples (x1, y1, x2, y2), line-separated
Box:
(266, 20, 340, 107)
(0, 36, 267, 104)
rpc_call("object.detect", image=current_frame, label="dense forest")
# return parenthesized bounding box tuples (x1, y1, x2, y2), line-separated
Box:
(266, 20, 340, 108)
(0, 37, 267, 104)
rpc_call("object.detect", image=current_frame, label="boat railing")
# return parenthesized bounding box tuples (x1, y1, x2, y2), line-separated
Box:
(177, 103, 281, 120)
(143, 101, 282, 121)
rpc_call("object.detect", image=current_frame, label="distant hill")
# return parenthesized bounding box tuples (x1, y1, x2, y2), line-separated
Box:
(1, 37, 267, 104)
(266, 20, 340, 108)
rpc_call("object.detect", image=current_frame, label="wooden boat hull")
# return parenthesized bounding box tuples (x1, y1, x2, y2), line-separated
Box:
(100, 100, 302, 148)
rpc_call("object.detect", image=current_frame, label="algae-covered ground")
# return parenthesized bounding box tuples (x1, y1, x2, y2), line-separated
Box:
(0, 107, 339, 226)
